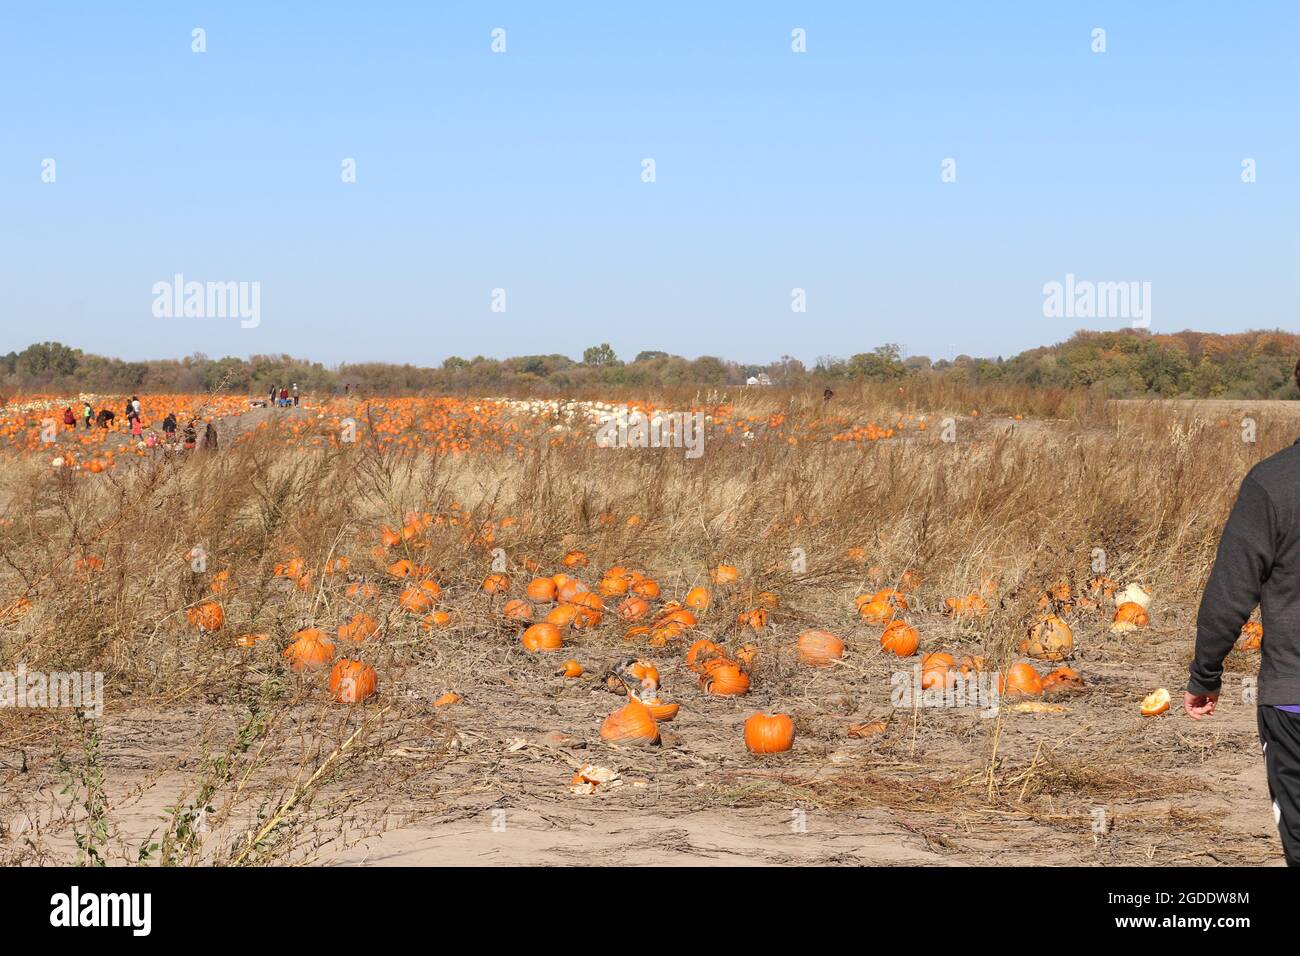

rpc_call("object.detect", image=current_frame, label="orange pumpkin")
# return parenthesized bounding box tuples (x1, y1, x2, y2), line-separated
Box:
(481, 573, 510, 594)
(1088, 575, 1118, 599)
(399, 586, 435, 614)
(329, 659, 377, 703)
(346, 582, 379, 601)
(568, 592, 605, 628)
(521, 622, 563, 653)
(186, 600, 224, 633)
(284, 628, 336, 672)
(556, 578, 590, 603)
(1140, 687, 1171, 716)
(797, 629, 845, 667)
(526, 577, 558, 603)
(848, 719, 888, 738)
(274, 556, 306, 579)
(657, 607, 697, 629)
(503, 598, 534, 622)
(1020, 615, 1074, 661)
(943, 593, 989, 620)
(561, 659, 584, 678)
(626, 660, 660, 691)
(599, 698, 659, 746)
(700, 661, 750, 697)
(1003, 662, 1043, 698)
(686, 638, 726, 672)
(920, 652, 956, 690)
(958, 655, 987, 681)
(387, 559, 416, 578)
(1237, 620, 1263, 650)
(856, 598, 896, 625)
(1041, 666, 1085, 692)
(422, 610, 454, 630)
(684, 587, 712, 611)
(338, 613, 379, 642)
(879, 620, 919, 657)
(744, 713, 795, 754)
(561, 550, 589, 568)
(646, 699, 680, 722)
(631, 578, 661, 600)
(617, 596, 651, 621)
(711, 564, 740, 585)
(545, 604, 580, 628)
(737, 607, 768, 630)
(598, 575, 630, 597)
(1111, 602, 1150, 632)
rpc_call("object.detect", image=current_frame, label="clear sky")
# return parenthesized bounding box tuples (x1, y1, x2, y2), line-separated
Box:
(2, 1, 1296, 367)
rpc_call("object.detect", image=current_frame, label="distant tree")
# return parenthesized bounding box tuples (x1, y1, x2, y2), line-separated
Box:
(848, 345, 907, 382)
(634, 350, 669, 363)
(769, 355, 806, 383)
(583, 343, 618, 367)
(16, 342, 80, 378)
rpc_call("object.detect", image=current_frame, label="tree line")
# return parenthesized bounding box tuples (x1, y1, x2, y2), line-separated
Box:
(2, 329, 1297, 399)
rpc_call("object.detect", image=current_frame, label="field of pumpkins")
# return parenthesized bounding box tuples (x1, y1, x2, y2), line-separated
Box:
(0, 390, 1288, 865)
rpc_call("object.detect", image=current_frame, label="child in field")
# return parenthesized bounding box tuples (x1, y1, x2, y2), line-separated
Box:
(131, 415, 143, 440)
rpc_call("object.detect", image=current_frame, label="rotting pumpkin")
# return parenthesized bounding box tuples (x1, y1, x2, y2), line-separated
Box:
(600, 698, 660, 747)
(329, 659, 378, 703)
(797, 629, 844, 667)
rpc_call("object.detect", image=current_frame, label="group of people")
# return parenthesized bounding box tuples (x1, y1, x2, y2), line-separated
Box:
(65, 396, 143, 435)
(58, 397, 216, 451)
(268, 383, 300, 407)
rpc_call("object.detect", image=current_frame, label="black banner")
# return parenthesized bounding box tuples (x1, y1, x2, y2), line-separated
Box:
(0, 866, 1274, 940)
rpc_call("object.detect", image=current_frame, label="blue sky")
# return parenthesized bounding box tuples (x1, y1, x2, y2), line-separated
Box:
(2, 1, 1296, 367)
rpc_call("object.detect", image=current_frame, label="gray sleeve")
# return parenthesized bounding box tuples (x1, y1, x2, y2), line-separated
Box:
(1188, 475, 1276, 696)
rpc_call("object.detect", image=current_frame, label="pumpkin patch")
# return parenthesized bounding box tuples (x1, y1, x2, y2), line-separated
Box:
(0, 381, 1258, 867)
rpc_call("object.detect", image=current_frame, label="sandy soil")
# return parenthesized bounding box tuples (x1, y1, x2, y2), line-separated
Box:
(8, 604, 1281, 867)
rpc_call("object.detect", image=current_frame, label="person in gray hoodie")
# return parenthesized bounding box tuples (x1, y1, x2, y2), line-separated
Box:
(1186, 358, 1300, 865)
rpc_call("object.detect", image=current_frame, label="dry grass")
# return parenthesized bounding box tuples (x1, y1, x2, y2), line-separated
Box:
(0, 382, 1293, 865)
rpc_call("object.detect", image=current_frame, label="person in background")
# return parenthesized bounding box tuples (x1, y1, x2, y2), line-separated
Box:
(96, 408, 115, 428)
(1185, 357, 1300, 866)
(182, 419, 197, 449)
(291, 383, 300, 406)
(62, 407, 76, 430)
(162, 412, 177, 443)
(269, 383, 277, 406)
(279, 386, 289, 406)
(344, 383, 350, 396)
(131, 414, 143, 441)
(132, 396, 141, 419)
(124, 397, 135, 424)
(202, 421, 218, 451)
(82, 401, 93, 430)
